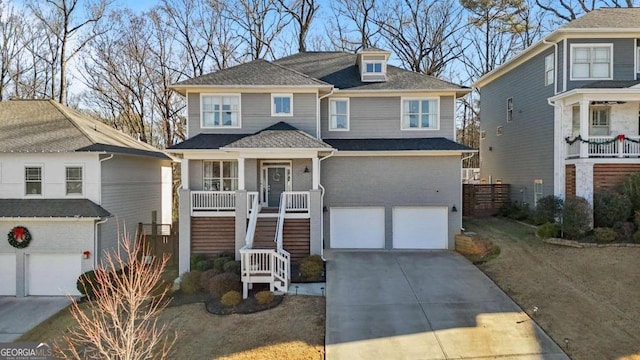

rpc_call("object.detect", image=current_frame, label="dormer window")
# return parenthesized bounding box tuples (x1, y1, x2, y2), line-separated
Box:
(357, 48, 390, 82)
(365, 62, 383, 73)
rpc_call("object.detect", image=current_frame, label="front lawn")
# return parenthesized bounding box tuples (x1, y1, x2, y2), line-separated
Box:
(19, 296, 325, 360)
(465, 217, 640, 360)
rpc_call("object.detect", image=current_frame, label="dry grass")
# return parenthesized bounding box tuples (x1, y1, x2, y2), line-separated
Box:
(19, 296, 325, 360)
(465, 217, 640, 360)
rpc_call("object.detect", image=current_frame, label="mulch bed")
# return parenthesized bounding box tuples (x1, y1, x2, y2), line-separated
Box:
(290, 261, 326, 283)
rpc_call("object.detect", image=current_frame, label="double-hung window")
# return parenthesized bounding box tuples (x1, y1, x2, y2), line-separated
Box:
(201, 95, 240, 127)
(571, 44, 612, 80)
(401, 98, 439, 130)
(329, 99, 349, 130)
(66, 167, 83, 195)
(507, 98, 513, 122)
(25, 167, 42, 195)
(272, 94, 292, 116)
(545, 54, 554, 86)
(203, 161, 238, 191)
(590, 107, 610, 136)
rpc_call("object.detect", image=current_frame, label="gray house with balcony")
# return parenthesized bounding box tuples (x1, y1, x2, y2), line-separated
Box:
(475, 8, 640, 207)
(168, 48, 473, 296)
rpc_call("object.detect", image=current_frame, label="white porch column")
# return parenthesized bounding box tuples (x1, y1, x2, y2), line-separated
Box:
(575, 162, 594, 205)
(579, 99, 590, 158)
(181, 158, 189, 189)
(553, 101, 565, 199)
(312, 156, 320, 190)
(238, 157, 245, 190)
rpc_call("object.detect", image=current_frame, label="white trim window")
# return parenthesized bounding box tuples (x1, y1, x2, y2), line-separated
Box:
(25, 166, 42, 195)
(271, 94, 293, 116)
(496, 126, 503, 136)
(329, 98, 349, 131)
(534, 179, 543, 207)
(507, 98, 513, 122)
(203, 160, 238, 191)
(545, 53, 554, 86)
(65, 166, 83, 195)
(401, 98, 439, 130)
(201, 94, 240, 128)
(364, 61, 383, 74)
(570, 44, 613, 80)
(590, 106, 610, 136)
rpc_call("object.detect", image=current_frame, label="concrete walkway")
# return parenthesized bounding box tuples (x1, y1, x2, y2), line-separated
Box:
(0, 297, 71, 342)
(325, 251, 568, 360)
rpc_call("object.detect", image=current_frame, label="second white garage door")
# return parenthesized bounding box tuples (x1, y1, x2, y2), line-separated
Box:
(27, 254, 82, 296)
(330, 207, 385, 249)
(0, 254, 16, 296)
(393, 206, 448, 249)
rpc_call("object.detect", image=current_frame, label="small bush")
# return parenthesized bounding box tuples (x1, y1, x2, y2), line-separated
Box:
(633, 230, 640, 244)
(634, 210, 640, 229)
(213, 257, 232, 272)
(623, 173, 640, 210)
(593, 192, 632, 228)
(300, 256, 324, 280)
(217, 251, 235, 259)
(614, 221, 636, 243)
(194, 259, 213, 271)
(77, 270, 100, 299)
(498, 202, 530, 221)
(200, 269, 221, 290)
(593, 227, 616, 243)
(561, 196, 592, 239)
(536, 222, 560, 239)
(254, 290, 275, 305)
(180, 271, 202, 294)
(533, 196, 564, 225)
(209, 273, 242, 299)
(220, 290, 242, 307)
(190, 254, 207, 269)
(223, 260, 241, 275)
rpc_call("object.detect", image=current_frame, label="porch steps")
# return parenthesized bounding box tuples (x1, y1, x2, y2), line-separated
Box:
(282, 219, 310, 262)
(252, 218, 277, 249)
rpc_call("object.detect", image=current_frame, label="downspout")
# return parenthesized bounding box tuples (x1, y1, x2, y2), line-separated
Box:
(98, 154, 114, 205)
(318, 150, 336, 261)
(94, 217, 109, 268)
(460, 152, 475, 231)
(542, 39, 559, 95)
(317, 89, 336, 139)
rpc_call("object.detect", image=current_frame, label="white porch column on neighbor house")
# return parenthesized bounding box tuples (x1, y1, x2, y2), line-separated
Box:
(178, 188, 191, 275)
(579, 99, 590, 158)
(238, 157, 245, 190)
(575, 162, 594, 204)
(181, 158, 189, 189)
(312, 156, 320, 190)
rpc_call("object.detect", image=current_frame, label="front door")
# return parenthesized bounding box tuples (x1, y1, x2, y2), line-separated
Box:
(268, 167, 286, 206)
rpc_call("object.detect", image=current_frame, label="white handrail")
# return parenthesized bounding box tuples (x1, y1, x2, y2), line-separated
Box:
(191, 191, 236, 211)
(239, 246, 290, 298)
(247, 191, 260, 218)
(244, 192, 260, 247)
(274, 192, 287, 250)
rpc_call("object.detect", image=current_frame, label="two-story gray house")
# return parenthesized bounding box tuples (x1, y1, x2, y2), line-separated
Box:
(476, 8, 640, 207)
(169, 49, 473, 296)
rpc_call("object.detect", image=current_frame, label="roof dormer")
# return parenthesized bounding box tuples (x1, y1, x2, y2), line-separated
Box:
(356, 47, 391, 82)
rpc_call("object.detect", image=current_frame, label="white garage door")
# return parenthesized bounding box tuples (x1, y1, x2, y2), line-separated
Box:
(28, 254, 82, 296)
(0, 254, 16, 296)
(393, 207, 448, 249)
(330, 207, 385, 248)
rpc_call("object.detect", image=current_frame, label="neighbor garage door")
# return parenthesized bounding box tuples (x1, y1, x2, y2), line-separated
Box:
(330, 207, 385, 248)
(393, 206, 448, 249)
(27, 254, 82, 296)
(0, 254, 16, 295)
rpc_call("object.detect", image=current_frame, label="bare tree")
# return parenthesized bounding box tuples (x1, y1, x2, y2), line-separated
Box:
(28, 0, 110, 104)
(328, 0, 380, 52)
(56, 230, 176, 359)
(278, 0, 319, 52)
(0, 1, 25, 100)
(536, 0, 634, 23)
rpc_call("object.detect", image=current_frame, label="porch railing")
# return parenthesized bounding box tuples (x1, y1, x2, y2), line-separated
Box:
(247, 191, 260, 218)
(239, 246, 290, 299)
(566, 136, 640, 158)
(284, 191, 309, 213)
(191, 191, 236, 212)
(244, 192, 260, 247)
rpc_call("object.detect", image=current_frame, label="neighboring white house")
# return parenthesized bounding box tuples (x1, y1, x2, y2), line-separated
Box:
(0, 99, 172, 297)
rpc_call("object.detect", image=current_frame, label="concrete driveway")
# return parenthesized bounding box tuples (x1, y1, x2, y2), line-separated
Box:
(325, 251, 568, 360)
(0, 297, 71, 342)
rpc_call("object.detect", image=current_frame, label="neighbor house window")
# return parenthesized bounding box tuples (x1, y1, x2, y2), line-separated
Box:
(590, 107, 610, 136)
(271, 94, 292, 116)
(329, 98, 349, 130)
(534, 179, 543, 207)
(364, 61, 383, 73)
(480, 130, 486, 140)
(545, 54, 555, 86)
(66, 167, 83, 195)
(402, 98, 439, 129)
(25, 167, 42, 195)
(497, 126, 503, 136)
(201, 94, 240, 127)
(507, 98, 513, 122)
(203, 161, 238, 191)
(571, 44, 612, 80)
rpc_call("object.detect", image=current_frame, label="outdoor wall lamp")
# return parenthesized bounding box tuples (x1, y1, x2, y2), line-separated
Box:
(451, 205, 458, 212)
(303, 166, 310, 173)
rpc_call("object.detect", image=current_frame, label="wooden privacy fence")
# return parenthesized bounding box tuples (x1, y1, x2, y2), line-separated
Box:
(137, 221, 178, 266)
(463, 184, 511, 216)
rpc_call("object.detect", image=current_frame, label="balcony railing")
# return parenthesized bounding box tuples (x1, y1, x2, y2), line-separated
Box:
(284, 191, 309, 213)
(191, 191, 236, 214)
(566, 136, 640, 158)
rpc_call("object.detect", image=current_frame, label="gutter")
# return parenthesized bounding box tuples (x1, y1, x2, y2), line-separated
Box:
(542, 39, 559, 95)
(317, 89, 336, 139)
(317, 150, 336, 261)
(98, 154, 114, 205)
(94, 217, 109, 268)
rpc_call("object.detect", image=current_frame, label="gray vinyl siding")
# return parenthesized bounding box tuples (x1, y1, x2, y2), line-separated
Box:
(557, 39, 564, 90)
(320, 96, 455, 140)
(321, 156, 461, 249)
(480, 49, 555, 206)
(187, 92, 317, 137)
(565, 38, 636, 90)
(99, 155, 171, 256)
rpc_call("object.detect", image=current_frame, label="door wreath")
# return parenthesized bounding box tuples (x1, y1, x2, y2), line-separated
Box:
(8, 226, 32, 249)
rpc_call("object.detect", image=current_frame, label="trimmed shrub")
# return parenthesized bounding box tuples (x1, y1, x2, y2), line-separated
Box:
(633, 230, 640, 244)
(213, 257, 232, 272)
(536, 222, 560, 239)
(217, 251, 235, 259)
(634, 210, 640, 229)
(190, 254, 207, 269)
(533, 196, 564, 225)
(593, 192, 632, 228)
(300, 256, 324, 280)
(180, 270, 202, 294)
(223, 260, 241, 275)
(623, 173, 640, 210)
(209, 273, 242, 299)
(498, 202, 530, 220)
(220, 290, 242, 307)
(561, 196, 592, 239)
(254, 290, 275, 305)
(77, 270, 100, 299)
(194, 259, 213, 271)
(200, 269, 221, 290)
(614, 221, 636, 243)
(593, 227, 616, 243)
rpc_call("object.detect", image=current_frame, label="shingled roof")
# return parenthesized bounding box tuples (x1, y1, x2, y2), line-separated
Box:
(324, 138, 475, 151)
(560, 7, 640, 29)
(0, 199, 111, 218)
(0, 100, 169, 159)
